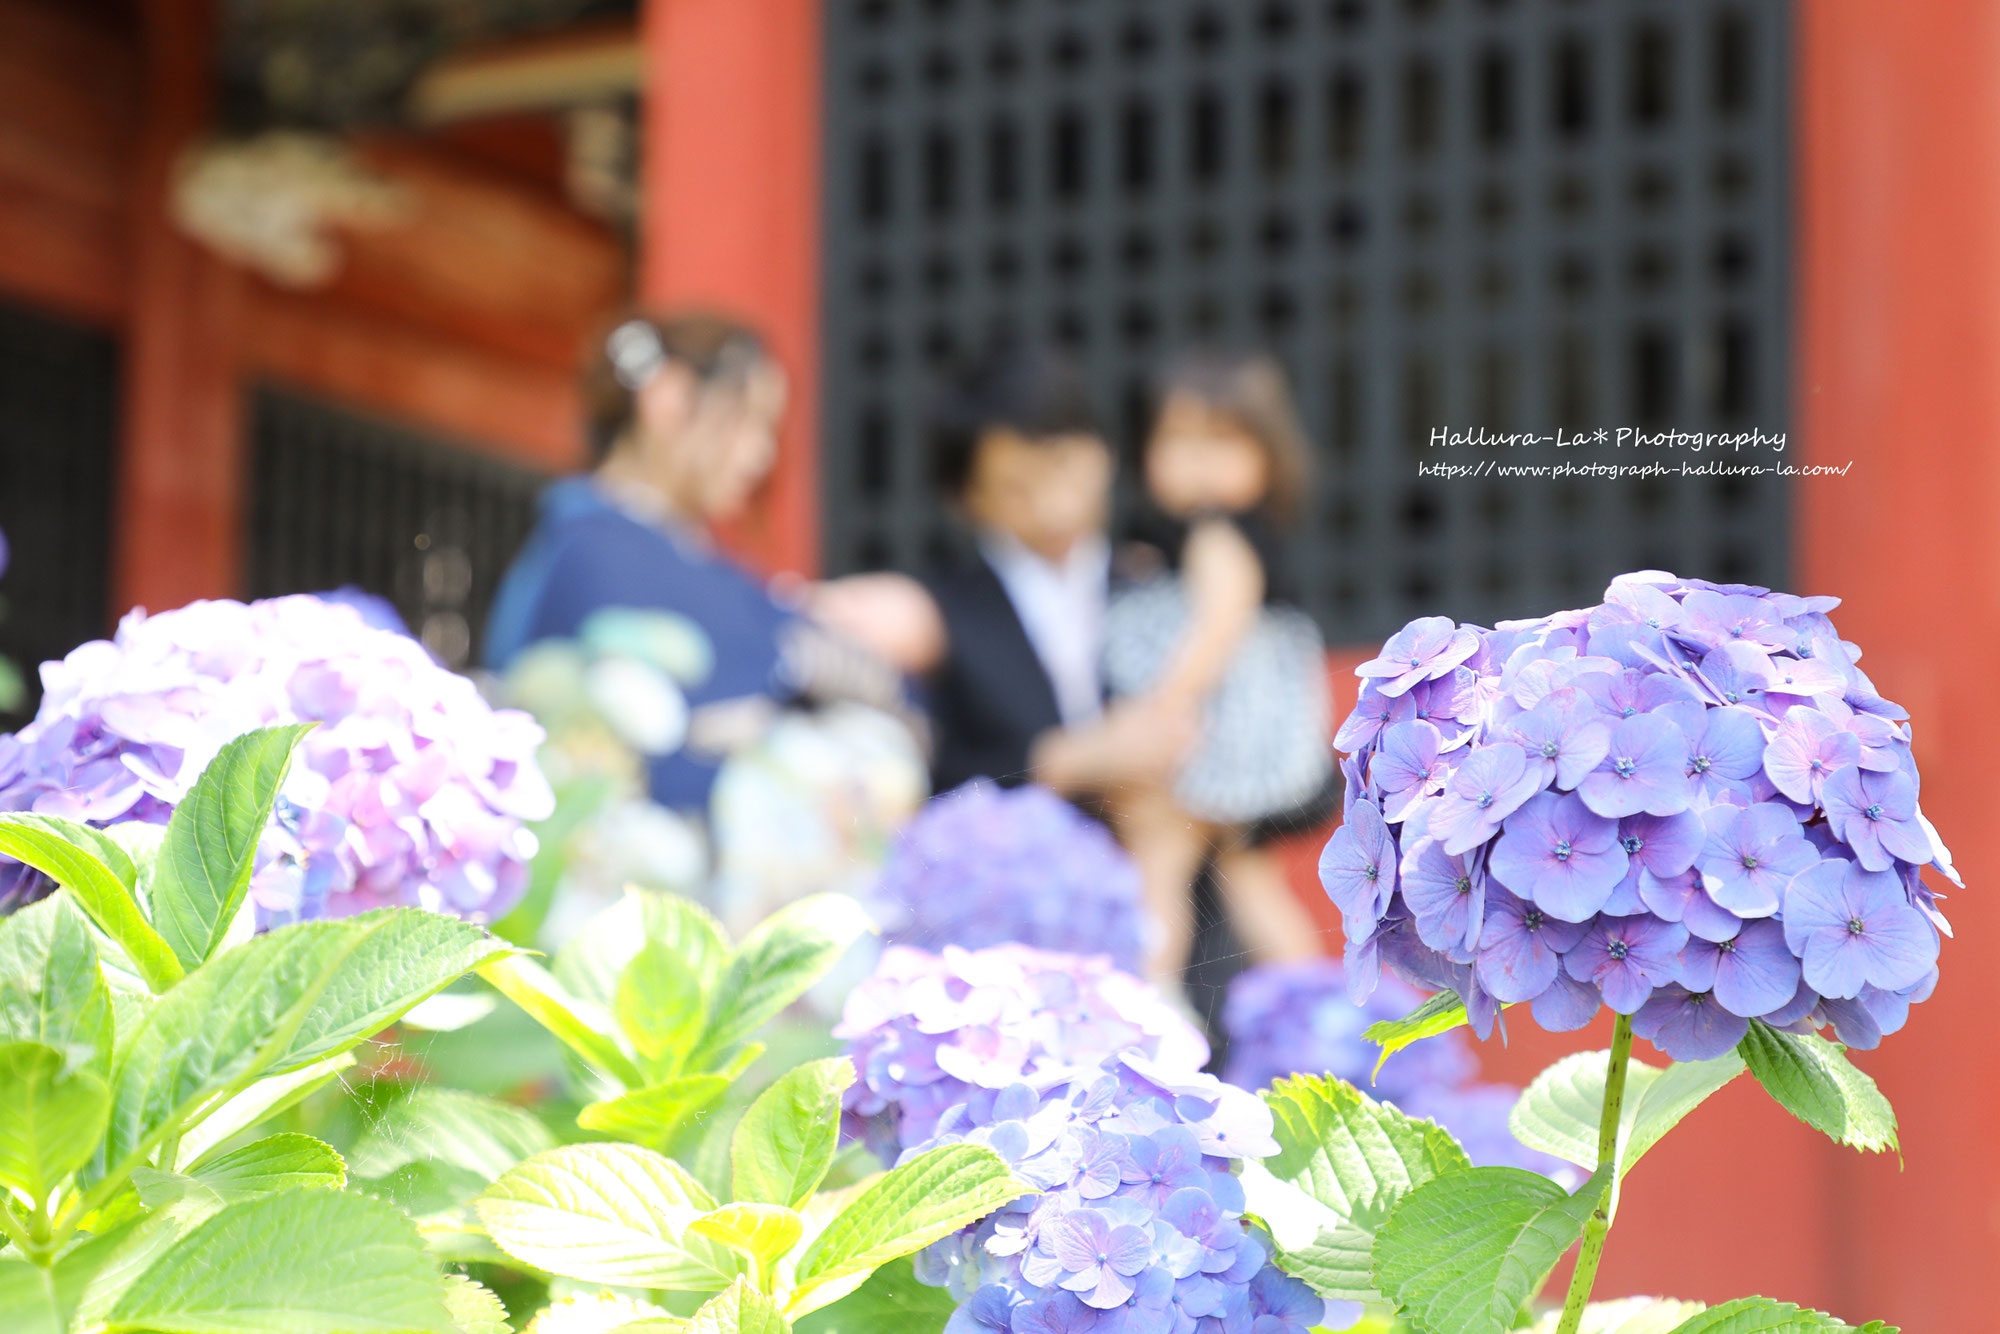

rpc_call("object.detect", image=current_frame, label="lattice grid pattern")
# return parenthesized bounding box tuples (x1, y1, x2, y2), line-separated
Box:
(821, 0, 1792, 642)
(243, 385, 547, 669)
(0, 303, 118, 729)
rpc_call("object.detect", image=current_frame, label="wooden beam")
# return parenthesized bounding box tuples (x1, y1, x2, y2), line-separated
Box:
(406, 18, 641, 126)
(0, 0, 136, 324)
(333, 136, 625, 370)
(242, 286, 584, 473)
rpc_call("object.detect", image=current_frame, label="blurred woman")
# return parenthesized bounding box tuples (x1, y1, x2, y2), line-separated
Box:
(486, 310, 906, 811)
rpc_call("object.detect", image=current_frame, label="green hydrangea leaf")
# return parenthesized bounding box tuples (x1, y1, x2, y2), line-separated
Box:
(1512, 1048, 1744, 1171)
(732, 1058, 855, 1210)
(1241, 1072, 1469, 1303)
(790, 1143, 1027, 1314)
(1362, 990, 1470, 1076)
(0, 813, 182, 993)
(690, 1278, 790, 1334)
(1373, 1164, 1609, 1334)
(148, 724, 314, 971)
(556, 890, 729, 1010)
(0, 1257, 64, 1334)
(350, 1087, 557, 1181)
(1665, 1295, 1897, 1332)
(691, 895, 872, 1071)
(618, 937, 709, 1074)
(577, 1075, 731, 1148)
(441, 1274, 511, 1334)
(178, 1130, 345, 1201)
(109, 910, 509, 1170)
(481, 954, 644, 1089)
(1737, 1023, 1898, 1155)
(173, 1054, 355, 1171)
(475, 1142, 741, 1291)
(688, 1202, 805, 1266)
(0, 895, 115, 1071)
(105, 1188, 457, 1333)
(0, 1040, 109, 1200)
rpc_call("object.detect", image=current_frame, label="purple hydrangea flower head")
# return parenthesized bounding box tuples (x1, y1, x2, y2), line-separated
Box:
(1397, 837, 1485, 955)
(837, 943, 1209, 1162)
(1324, 573, 1955, 1060)
(1578, 714, 1694, 818)
(1317, 797, 1397, 920)
(912, 1055, 1331, 1334)
(1695, 803, 1818, 917)
(1819, 765, 1931, 872)
(0, 596, 551, 922)
(1475, 887, 1590, 1003)
(1354, 616, 1479, 697)
(1505, 689, 1611, 789)
(1763, 706, 1862, 804)
(1370, 721, 1447, 821)
(1489, 792, 1627, 922)
(1782, 858, 1940, 999)
(1674, 917, 1800, 1018)
(870, 782, 1147, 971)
(1331, 682, 1413, 753)
(1614, 810, 1705, 896)
(1631, 984, 1750, 1061)
(1427, 743, 1543, 856)
(1564, 914, 1689, 1013)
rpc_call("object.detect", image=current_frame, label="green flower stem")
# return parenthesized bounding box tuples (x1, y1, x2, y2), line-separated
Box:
(1556, 1013, 1635, 1334)
(0, 1197, 37, 1258)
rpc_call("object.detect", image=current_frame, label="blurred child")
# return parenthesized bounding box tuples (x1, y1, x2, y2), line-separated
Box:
(1102, 350, 1337, 988)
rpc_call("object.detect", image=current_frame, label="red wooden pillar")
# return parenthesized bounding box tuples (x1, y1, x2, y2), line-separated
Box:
(638, 0, 821, 578)
(1797, 2, 2000, 1325)
(115, 0, 245, 615)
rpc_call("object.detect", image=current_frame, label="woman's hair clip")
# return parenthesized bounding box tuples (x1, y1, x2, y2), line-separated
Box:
(606, 319, 668, 392)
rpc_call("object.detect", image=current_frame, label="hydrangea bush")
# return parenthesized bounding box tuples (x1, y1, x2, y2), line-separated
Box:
(1223, 959, 1570, 1179)
(1320, 571, 1953, 1060)
(1268, 572, 1937, 1334)
(0, 596, 552, 923)
(838, 942, 1209, 1164)
(912, 1054, 1332, 1334)
(869, 782, 1148, 972)
(495, 607, 712, 945)
(710, 701, 929, 936)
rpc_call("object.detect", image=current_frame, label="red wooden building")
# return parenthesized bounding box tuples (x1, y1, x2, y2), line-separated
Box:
(0, 0, 1994, 1324)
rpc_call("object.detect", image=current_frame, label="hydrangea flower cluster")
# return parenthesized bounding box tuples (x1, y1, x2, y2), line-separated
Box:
(912, 1055, 1332, 1334)
(837, 943, 1209, 1163)
(710, 702, 928, 937)
(1222, 959, 1569, 1179)
(1320, 572, 1956, 1061)
(0, 596, 553, 922)
(869, 782, 1147, 973)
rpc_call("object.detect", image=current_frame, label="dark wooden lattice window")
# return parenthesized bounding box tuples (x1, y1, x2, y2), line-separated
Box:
(0, 302, 118, 729)
(243, 385, 546, 669)
(821, 0, 1792, 642)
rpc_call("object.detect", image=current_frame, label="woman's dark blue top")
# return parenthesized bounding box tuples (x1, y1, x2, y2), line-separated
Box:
(484, 478, 795, 811)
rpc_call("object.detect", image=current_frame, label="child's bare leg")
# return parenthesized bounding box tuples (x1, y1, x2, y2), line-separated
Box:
(1108, 784, 1211, 990)
(1211, 839, 1327, 965)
